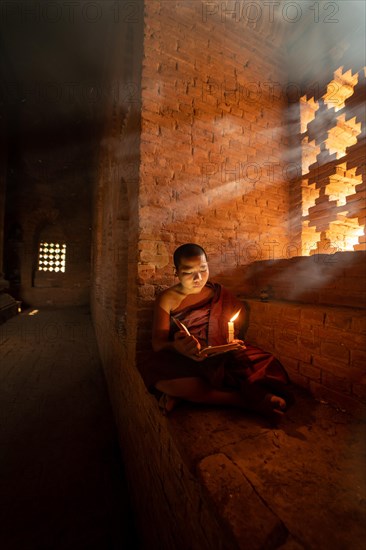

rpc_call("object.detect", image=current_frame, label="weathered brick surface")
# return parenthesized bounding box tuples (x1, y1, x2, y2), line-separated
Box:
(91, 315, 237, 550)
(139, 0, 290, 295)
(90, 3, 244, 547)
(89, 2, 366, 548)
(4, 153, 93, 307)
(243, 299, 366, 409)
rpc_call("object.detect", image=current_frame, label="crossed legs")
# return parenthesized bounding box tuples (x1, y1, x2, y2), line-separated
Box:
(155, 377, 286, 416)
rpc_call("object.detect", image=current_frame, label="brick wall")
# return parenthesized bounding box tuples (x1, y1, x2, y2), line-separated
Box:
(90, 1, 366, 547)
(138, 0, 291, 297)
(244, 299, 366, 412)
(90, 9, 243, 544)
(89, 2, 295, 547)
(4, 139, 94, 307)
(1, 1, 112, 308)
(241, 252, 366, 409)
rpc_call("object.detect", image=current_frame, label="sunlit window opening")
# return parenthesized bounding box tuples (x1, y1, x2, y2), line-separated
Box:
(301, 179, 320, 217)
(300, 95, 319, 133)
(300, 136, 321, 174)
(326, 114, 361, 159)
(299, 66, 365, 255)
(38, 242, 66, 272)
(326, 165, 362, 206)
(322, 67, 359, 112)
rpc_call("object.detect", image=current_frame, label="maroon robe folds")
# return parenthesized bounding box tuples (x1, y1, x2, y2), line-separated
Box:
(138, 282, 290, 406)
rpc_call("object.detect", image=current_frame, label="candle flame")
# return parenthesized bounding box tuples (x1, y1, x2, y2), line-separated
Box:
(230, 309, 241, 322)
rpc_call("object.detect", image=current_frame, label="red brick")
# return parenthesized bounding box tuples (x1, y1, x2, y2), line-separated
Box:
(338, 331, 365, 351)
(350, 349, 366, 368)
(312, 354, 349, 371)
(299, 363, 321, 382)
(319, 290, 366, 309)
(320, 342, 350, 363)
(274, 342, 312, 363)
(137, 264, 156, 280)
(278, 355, 299, 373)
(288, 371, 310, 389)
(318, 327, 359, 346)
(274, 323, 299, 345)
(321, 371, 352, 395)
(335, 276, 366, 292)
(351, 317, 366, 334)
(352, 382, 366, 400)
(324, 311, 353, 330)
(348, 368, 366, 384)
(309, 382, 362, 413)
(298, 327, 321, 351)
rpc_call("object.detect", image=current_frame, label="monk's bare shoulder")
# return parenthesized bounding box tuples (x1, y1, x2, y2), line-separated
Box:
(155, 285, 182, 313)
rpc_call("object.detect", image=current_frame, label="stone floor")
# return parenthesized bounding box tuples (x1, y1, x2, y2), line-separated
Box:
(0, 307, 139, 550)
(167, 388, 366, 549)
(2, 306, 365, 550)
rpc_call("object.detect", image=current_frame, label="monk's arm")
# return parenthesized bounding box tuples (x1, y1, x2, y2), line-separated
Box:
(151, 295, 176, 352)
(152, 293, 203, 358)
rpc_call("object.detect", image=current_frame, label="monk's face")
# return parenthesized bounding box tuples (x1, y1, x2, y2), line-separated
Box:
(176, 254, 209, 293)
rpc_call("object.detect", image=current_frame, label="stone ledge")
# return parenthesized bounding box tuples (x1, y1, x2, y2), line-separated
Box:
(241, 251, 366, 309)
(164, 385, 366, 550)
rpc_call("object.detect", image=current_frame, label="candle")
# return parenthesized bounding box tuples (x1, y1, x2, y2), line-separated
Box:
(227, 309, 241, 342)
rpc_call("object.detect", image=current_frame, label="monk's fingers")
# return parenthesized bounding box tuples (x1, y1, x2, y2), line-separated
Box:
(185, 341, 200, 354)
(184, 335, 200, 349)
(191, 356, 206, 362)
(181, 335, 196, 345)
(174, 330, 187, 340)
(176, 334, 196, 350)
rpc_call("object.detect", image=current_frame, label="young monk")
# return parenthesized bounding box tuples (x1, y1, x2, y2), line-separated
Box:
(138, 243, 290, 416)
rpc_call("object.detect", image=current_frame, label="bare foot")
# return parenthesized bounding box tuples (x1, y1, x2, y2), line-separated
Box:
(158, 393, 181, 416)
(267, 394, 287, 413)
(247, 393, 287, 417)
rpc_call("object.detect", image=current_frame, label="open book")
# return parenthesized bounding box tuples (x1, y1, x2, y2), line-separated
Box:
(172, 317, 245, 357)
(197, 341, 245, 357)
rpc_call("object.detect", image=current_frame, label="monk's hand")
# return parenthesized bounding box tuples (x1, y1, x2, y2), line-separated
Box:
(229, 339, 246, 351)
(174, 331, 203, 360)
(231, 339, 245, 346)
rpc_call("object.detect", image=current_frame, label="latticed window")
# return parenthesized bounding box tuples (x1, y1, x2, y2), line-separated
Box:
(299, 65, 365, 254)
(38, 242, 66, 273)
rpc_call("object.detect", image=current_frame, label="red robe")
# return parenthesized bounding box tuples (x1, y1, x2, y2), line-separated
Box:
(138, 282, 290, 405)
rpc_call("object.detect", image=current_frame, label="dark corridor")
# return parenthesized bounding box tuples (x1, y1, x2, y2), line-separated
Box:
(0, 307, 139, 549)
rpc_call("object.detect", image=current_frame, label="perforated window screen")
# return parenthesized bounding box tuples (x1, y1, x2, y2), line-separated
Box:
(300, 66, 365, 254)
(38, 242, 66, 272)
